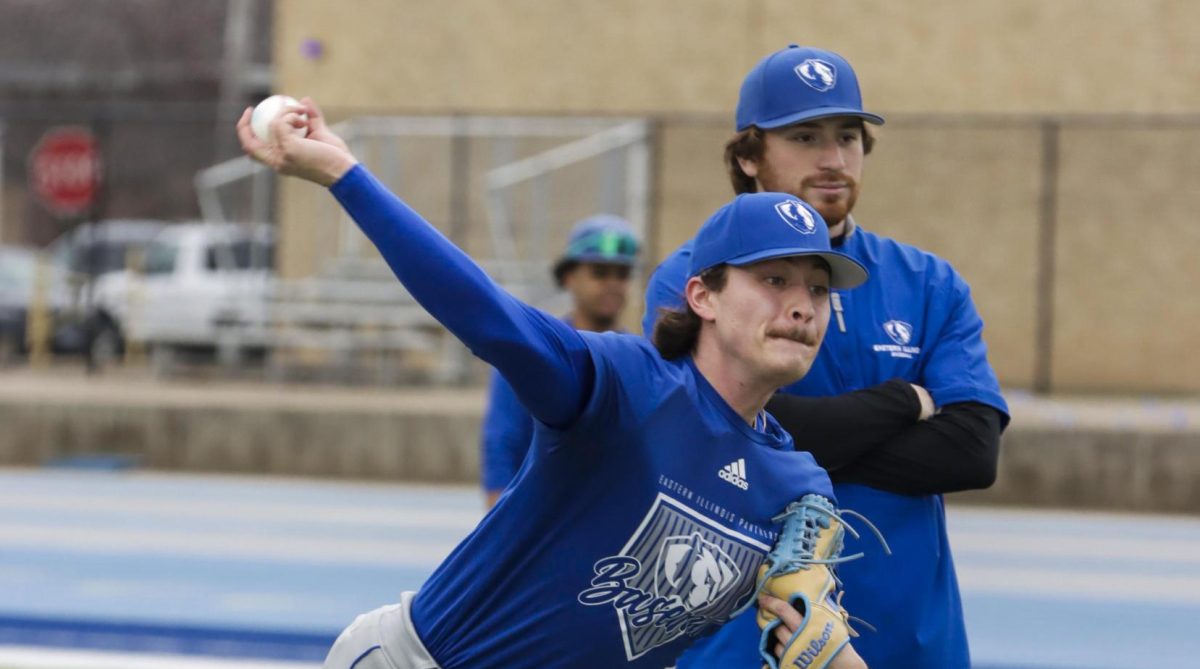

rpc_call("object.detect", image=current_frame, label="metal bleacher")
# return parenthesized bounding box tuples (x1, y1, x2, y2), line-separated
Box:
(196, 115, 651, 385)
(255, 249, 568, 383)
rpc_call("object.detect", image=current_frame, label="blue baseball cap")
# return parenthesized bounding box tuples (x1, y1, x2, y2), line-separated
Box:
(688, 193, 867, 289)
(554, 214, 639, 281)
(736, 45, 885, 131)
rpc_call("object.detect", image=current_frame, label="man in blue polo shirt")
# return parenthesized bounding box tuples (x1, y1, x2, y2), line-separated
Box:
(482, 215, 639, 507)
(648, 46, 1010, 668)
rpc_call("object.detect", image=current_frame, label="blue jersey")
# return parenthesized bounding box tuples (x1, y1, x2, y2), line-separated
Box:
(480, 367, 536, 493)
(331, 165, 838, 669)
(645, 224, 1008, 669)
(481, 317, 612, 495)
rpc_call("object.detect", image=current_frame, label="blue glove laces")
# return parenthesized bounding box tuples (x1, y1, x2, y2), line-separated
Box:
(731, 494, 890, 619)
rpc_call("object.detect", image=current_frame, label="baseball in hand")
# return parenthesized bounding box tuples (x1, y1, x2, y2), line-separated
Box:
(250, 95, 308, 142)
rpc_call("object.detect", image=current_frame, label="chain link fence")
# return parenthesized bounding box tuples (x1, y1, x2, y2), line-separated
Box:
(3, 104, 1199, 392)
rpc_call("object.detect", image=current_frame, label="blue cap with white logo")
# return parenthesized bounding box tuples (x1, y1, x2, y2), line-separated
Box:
(735, 45, 885, 131)
(688, 192, 868, 288)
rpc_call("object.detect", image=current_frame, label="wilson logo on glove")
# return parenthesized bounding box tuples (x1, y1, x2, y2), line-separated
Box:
(794, 621, 835, 668)
(733, 494, 891, 669)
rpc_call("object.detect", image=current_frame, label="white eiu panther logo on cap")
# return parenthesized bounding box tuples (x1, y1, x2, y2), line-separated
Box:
(883, 320, 914, 346)
(775, 200, 817, 234)
(794, 58, 837, 92)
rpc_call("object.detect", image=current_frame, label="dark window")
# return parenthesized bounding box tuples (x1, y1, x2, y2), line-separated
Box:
(205, 240, 274, 271)
(142, 243, 177, 276)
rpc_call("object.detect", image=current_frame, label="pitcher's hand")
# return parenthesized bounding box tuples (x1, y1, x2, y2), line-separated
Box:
(237, 96, 357, 186)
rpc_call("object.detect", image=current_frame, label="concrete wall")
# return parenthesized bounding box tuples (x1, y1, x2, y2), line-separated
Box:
(0, 380, 485, 483)
(958, 427, 1200, 513)
(3, 378, 1197, 512)
(268, 1, 1200, 393)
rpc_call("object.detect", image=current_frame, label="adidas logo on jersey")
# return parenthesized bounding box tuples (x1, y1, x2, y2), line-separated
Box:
(718, 458, 749, 490)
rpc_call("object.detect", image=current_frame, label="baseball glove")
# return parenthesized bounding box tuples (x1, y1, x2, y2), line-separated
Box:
(737, 494, 889, 669)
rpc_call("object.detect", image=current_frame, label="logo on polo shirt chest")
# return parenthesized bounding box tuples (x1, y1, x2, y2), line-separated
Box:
(883, 320, 913, 345)
(873, 319, 921, 359)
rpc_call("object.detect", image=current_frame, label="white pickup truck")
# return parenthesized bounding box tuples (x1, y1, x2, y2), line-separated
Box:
(89, 222, 273, 366)
(88, 221, 473, 382)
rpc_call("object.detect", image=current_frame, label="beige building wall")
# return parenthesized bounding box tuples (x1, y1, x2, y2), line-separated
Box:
(1052, 126, 1200, 394)
(277, 0, 1200, 115)
(275, 0, 754, 115)
(856, 124, 1045, 390)
(0, 186, 25, 245)
(764, 0, 1200, 116)
(272, 0, 1200, 393)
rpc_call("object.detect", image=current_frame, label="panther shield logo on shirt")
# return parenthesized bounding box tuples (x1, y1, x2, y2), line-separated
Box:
(883, 320, 913, 345)
(576, 493, 768, 660)
(875, 320, 921, 359)
(656, 532, 741, 610)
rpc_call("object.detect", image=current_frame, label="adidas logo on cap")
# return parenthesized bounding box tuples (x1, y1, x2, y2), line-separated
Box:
(718, 458, 750, 490)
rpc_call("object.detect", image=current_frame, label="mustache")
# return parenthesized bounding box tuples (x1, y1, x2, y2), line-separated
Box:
(802, 172, 858, 189)
(766, 327, 820, 346)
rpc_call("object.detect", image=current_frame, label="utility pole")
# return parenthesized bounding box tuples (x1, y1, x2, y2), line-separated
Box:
(215, 0, 255, 162)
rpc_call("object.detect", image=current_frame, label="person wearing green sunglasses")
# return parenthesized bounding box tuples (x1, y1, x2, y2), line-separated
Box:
(482, 215, 640, 507)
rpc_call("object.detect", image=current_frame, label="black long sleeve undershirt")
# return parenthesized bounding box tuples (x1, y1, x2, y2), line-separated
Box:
(766, 379, 920, 471)
(766, 383, 1004, 497)
(831, 401, 1003, 496)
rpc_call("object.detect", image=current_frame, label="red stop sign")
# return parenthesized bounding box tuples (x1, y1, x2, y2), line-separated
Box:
(29, 126, 101, 217)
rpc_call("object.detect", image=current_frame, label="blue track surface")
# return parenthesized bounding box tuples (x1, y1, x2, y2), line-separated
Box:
(3, 469, 1199, 668)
